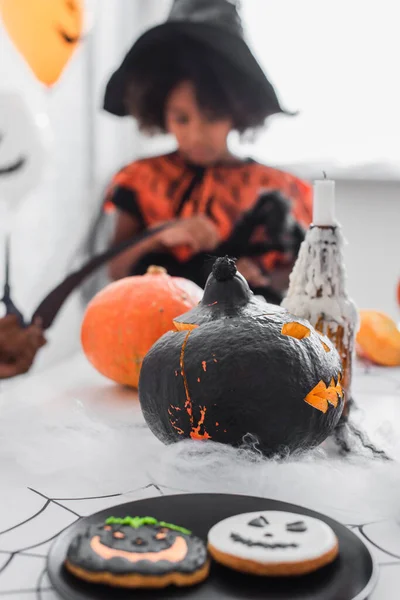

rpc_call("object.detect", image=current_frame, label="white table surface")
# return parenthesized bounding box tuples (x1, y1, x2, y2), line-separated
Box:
(1, 352, 400, 599)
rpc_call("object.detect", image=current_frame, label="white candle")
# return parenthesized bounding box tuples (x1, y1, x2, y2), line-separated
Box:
(312, 178, 337, 226)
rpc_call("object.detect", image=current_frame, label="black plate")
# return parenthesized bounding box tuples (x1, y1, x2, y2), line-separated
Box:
(47, 493, 378, 600)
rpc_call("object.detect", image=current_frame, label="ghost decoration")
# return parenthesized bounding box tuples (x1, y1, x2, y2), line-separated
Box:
(0, 91, 48, 210)
(0, 0, 83, 86)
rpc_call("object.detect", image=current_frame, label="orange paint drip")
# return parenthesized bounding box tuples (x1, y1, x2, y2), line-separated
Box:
(216, 422, 219, 426)
(174, 331, 212, 440)
(207, 301, 218, 306)
(197, 378, 201, 383)
(190, 407, 211, 440)
(213, 359, 218, 363)
(168, 406, 185, 435)
(171, 424, 185, 435)
(180, 331, 194, 426)
(202, 361, 207, 372)
(173, 322, 198, 332)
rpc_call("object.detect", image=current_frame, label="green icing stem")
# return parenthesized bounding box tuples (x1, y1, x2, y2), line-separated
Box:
(105, 516, 191, 535)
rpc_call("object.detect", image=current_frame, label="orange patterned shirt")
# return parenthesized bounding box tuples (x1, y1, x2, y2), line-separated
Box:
(105, 152, 312, 269)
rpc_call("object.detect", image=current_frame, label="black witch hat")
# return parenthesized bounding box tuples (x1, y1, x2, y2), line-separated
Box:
(104, 0, 291, 118)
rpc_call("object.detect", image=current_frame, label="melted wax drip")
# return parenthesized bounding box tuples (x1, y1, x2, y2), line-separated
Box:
(282, 226, 358, 403)
(282, 226, 358, 340)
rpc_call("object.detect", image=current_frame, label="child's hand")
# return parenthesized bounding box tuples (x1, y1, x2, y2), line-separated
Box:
(0, 315, 47, 379)
(155, 215, 221, 254)
(236, 258, 271, 288)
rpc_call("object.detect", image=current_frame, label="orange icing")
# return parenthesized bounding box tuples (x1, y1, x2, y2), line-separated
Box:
(90, 535, 188, 564)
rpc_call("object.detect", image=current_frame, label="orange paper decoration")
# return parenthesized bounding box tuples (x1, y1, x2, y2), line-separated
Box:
(0, 0, 83, 86)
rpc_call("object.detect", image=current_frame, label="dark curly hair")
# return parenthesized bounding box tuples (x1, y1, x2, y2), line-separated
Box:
(123, 33, 274, 134)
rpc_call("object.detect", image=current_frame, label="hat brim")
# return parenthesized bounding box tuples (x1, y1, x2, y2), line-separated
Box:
(103, 21, 292, 118)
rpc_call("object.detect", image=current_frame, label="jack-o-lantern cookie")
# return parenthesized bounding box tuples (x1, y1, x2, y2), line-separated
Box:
(208, 511, 339, 576)
(65, 516, 210, 588)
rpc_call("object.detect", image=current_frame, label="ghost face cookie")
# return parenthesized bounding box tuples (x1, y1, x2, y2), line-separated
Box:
(65, 516, 210, 588)
(208, 511, 339, 576)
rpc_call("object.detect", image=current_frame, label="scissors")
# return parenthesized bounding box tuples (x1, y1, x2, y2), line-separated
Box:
(2, 191, 301, 330)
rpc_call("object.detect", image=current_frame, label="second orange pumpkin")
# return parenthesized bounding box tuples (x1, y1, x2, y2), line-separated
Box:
(356, 310, 400, 367)
(81, 266, 203, 388)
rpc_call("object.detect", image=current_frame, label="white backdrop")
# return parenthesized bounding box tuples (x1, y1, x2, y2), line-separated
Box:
(131, 0, 400, 180)
(0, 0, 398, 374)
(238, 0, 400, 180)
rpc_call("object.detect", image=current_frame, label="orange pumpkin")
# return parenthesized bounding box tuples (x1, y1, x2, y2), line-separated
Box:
(356, 310, 400, 367)
(81, 266, 203, 388)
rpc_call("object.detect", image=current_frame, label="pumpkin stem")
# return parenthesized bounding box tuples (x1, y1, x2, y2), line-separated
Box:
(212, 256, 237, 282)
(146, 265, 167, 275)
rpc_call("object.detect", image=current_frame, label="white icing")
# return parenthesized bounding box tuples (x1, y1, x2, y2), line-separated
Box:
(281, 226, 359, 345)
(208, 511, 338, 564)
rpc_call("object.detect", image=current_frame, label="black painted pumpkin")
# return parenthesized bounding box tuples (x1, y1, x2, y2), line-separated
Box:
(139, 257, 344, 455)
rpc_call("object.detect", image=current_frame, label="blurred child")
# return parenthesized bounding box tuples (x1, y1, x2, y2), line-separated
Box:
(103, 0, 312, 301)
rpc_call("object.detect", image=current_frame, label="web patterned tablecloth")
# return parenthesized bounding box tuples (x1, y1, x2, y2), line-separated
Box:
(0, 353, 399, 599)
